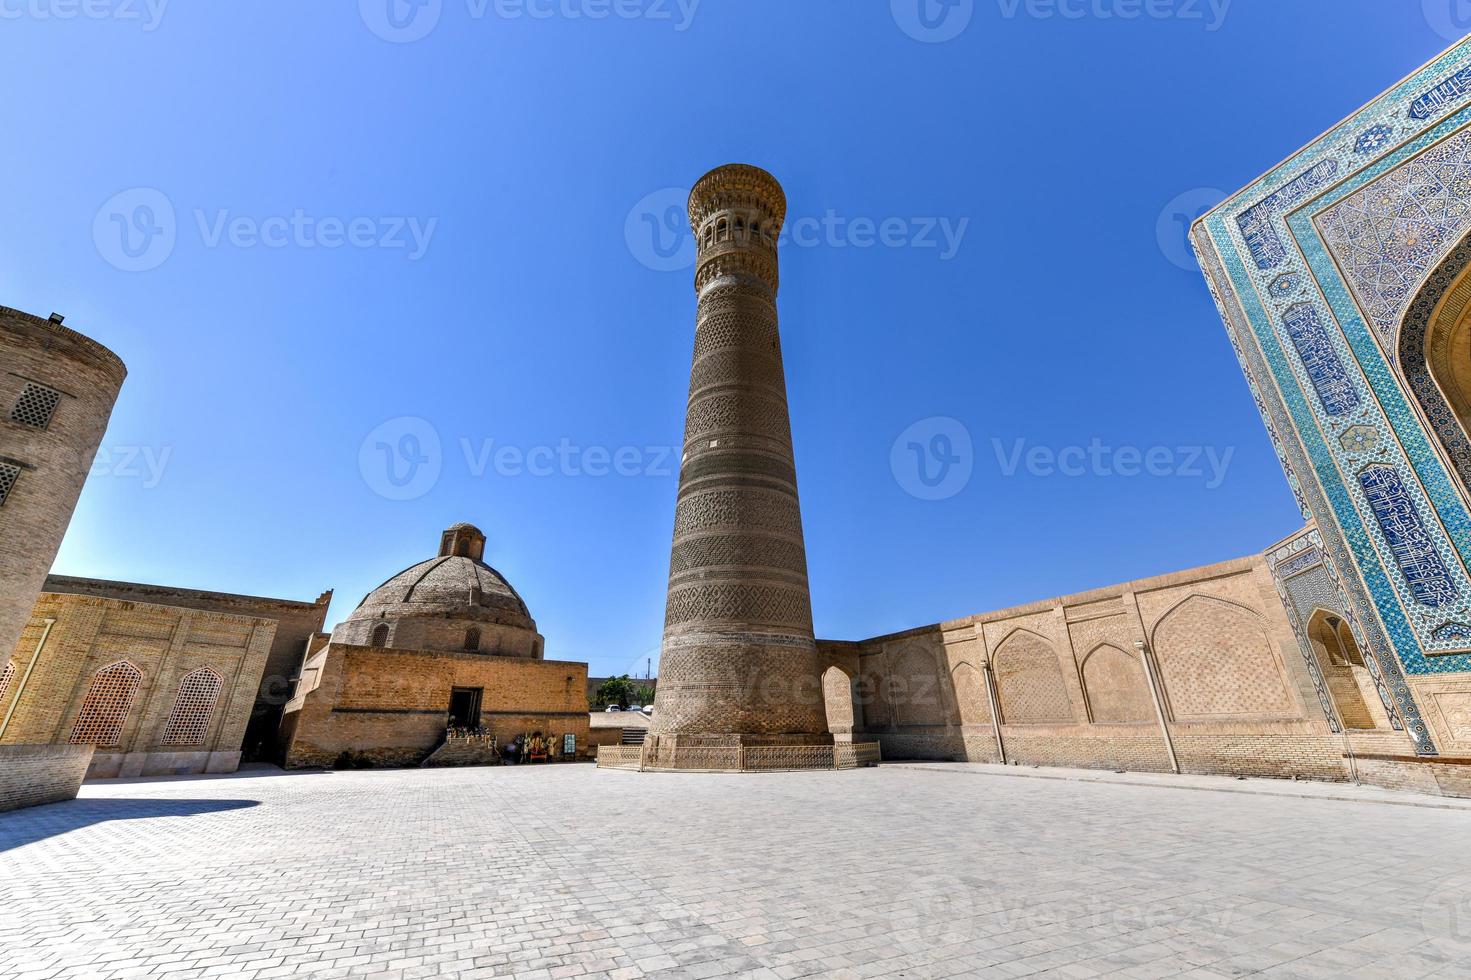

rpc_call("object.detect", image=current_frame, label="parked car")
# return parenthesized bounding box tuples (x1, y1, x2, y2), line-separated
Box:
(605, 705, 621, 712)
(627, 705, 643, 713)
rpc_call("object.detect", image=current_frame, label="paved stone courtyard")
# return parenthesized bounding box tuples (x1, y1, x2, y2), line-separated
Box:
(2, 765, 1470, 980)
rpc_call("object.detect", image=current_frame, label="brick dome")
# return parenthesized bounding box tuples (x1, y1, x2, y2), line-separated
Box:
(332, 524, 543, 658)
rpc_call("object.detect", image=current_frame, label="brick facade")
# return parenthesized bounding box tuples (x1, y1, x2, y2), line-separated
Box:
(43, 576, 331, 761)
(0, 307, 125, 671)
(0, 591, 277, 778)
(279, 643, 589, 768)
(831, 553, 1434, 788)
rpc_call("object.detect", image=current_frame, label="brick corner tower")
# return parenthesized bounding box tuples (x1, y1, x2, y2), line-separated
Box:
(645, 164, 831, 766)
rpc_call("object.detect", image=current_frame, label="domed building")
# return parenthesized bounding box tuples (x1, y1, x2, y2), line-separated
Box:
(277, 524, 586, 769)
(332, 523, 545, 659)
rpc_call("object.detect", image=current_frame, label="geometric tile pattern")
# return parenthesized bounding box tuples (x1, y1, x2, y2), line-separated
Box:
(1196, 39, 1471, 711)
(1317, 126, 1471, 344)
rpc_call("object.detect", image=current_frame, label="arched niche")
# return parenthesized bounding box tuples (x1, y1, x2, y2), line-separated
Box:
(1399, 231, 1471, 495)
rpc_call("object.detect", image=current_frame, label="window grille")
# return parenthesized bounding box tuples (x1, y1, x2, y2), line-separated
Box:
(68, 661, 143, 746)
(371, 623, 390, 647)
(10, 382, 62, 429)
(0, 661, 14, 706)
(0, 462, 19, 507)
(161, 668, 223, 745)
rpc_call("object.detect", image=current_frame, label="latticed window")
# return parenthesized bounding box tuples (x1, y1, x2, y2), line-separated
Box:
(161, 668, 222, 745)
(464, 627, 480, 650)
(68, 661, 143, 746)
(0, 661, 15, 706)
(370, 623, 390, 647)
(0, 461, 19, 507)
(10, 382, 62, 429)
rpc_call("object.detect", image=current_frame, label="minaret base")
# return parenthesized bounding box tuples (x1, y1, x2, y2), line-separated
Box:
(597, 733, 880, 772)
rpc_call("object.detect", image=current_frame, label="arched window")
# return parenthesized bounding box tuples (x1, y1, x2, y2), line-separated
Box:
(464, 627, 481, 651)
(734, 217, 745, 241)
(69, 661, 143, 746)
(716, 218, 729, 242)
(704, 226, 713, 248)
(161, 668, 223, 745)
(370, 623, 390, 647)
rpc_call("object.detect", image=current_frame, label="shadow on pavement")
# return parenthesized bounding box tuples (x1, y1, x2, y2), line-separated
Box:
(0, 797, 259, 852)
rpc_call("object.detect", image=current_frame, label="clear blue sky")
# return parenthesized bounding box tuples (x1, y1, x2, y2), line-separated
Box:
(1, 1, 1454, 676)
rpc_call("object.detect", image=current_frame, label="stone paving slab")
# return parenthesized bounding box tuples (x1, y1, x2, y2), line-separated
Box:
(885, 762, 1471, 811)
(1, 764, 1469, 979)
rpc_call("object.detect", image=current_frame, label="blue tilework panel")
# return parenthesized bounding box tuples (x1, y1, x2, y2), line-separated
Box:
(1197, 42, 1471, 702)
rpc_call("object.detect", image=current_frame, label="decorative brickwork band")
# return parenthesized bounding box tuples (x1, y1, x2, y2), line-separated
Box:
(648, 165, 834, 762)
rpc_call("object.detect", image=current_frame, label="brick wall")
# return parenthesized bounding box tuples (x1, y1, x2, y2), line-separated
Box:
(44, 576, 331, 760)
(1, 592, 277, 777)
(834, 553, 1408, 785)
(0, 744, 93, 812)
(281, 643, 589, 768)
(0, 307, 126, 670)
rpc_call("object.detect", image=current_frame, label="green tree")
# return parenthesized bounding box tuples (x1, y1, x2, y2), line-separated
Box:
(632, 683, 656, 706)
(592, 675, 636, 710)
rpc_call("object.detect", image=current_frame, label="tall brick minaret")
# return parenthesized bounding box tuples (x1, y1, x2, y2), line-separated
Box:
(646, 165, 831, 765)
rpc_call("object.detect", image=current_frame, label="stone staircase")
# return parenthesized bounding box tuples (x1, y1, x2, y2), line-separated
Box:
(420, 736, 499, 768)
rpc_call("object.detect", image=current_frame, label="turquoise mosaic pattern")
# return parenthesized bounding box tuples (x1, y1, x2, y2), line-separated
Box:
(1197, 41, 1471, 703)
